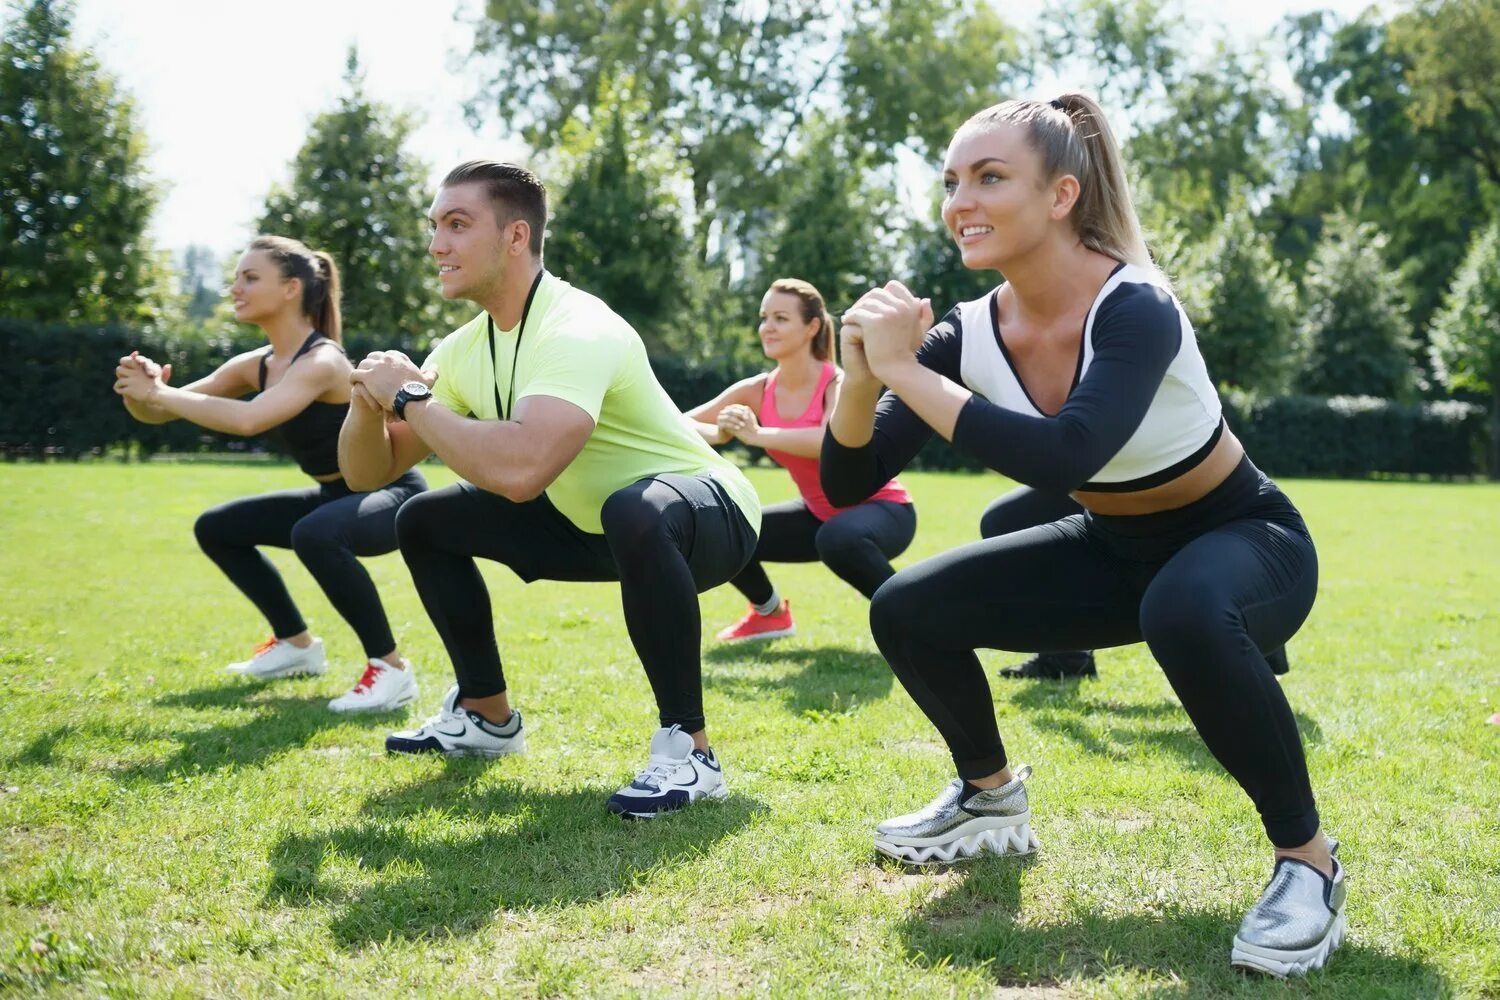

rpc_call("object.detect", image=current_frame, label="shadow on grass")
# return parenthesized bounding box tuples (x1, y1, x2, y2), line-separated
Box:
(704, 644, 893, 715)
(1003, 681, 1324, 772)
(899, 858, 1449, 997)
(14, 683, 392, 781)
(266, 765, 765, 947)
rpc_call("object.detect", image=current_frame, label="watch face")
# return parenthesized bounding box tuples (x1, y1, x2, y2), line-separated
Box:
(400, 380, 431, 398)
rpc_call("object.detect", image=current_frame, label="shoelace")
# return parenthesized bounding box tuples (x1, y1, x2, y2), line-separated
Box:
(351, 662, 384, 693)
(633, 756, 682, 789)
(251, 636, 279, 657)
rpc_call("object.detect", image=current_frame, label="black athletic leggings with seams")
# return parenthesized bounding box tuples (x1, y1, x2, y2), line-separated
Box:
(193, 470, 427, 657)
(730, 498, 916, 604)
(395, 473, 757, 733)
(870, 456, 1321, 848)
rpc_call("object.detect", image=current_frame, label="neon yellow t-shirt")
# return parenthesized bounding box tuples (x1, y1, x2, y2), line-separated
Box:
(422, 272, 761, 536)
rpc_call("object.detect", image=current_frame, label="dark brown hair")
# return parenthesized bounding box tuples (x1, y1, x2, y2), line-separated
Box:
(246, 235, 342, 341)
(767, 278, 834, 361)
(441, 160, 548, 255)
(963, 92, 1150, 267)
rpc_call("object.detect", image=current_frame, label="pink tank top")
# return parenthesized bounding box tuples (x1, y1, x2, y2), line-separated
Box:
(760, 362, 913, 522)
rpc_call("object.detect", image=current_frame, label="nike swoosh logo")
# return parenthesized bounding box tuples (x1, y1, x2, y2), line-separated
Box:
(670, 762, 700, 787)
(435, 723, 468, 738)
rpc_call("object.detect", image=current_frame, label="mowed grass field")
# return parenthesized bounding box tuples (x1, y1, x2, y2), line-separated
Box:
(1, 462, 1496, 998)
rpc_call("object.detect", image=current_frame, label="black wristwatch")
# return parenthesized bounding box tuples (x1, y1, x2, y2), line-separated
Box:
(392, 380, 432, 420)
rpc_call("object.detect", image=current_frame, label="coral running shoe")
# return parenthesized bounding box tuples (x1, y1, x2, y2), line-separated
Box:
(227, 636, 326, 679)
(715, 600, 795, 642)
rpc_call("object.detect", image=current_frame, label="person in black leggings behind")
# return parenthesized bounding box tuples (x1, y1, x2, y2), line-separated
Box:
(824, 94, 1344, 977)
(114, 236, 426, 713)
(339, 162, 760, 819)
(983, 487, 1290, 680)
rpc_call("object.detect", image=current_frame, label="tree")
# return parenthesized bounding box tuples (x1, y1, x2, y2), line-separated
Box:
(464, 0, 1019, 258)
(1391, 0, 1500, 190)
(547, 95, 689, 351)
(1296, 213, 1417, 400)
(1170, 203, 1299, 395)
(258, 50, 457, 345)
(750, 115, 899, 317)
(0, 0, 170, 325)
(1429, 220, 1500, 474)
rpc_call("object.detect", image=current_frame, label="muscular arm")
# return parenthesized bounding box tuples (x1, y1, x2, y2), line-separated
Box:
(339, 391, 432, 491)
(402, 393, 594, 502)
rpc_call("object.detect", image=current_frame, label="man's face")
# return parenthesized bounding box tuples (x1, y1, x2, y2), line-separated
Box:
(427, 182, 512, 302)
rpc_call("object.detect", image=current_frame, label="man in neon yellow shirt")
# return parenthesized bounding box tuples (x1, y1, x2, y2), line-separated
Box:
(340, 161, 761, 818)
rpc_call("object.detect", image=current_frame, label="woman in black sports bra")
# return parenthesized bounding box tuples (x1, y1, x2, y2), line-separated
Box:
(114, 236, 426, 713)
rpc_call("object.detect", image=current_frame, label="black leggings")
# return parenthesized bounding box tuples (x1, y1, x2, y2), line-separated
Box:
(194, 470, 428, 657)
(870, 458, 1320, 847)
(731, 499, 916, 603)
(395, 474, 757, 732)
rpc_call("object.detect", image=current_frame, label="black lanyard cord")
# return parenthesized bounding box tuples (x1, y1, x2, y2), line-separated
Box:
(486, 268, 546, 421)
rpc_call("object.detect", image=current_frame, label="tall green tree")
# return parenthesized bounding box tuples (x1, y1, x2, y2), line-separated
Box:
(547, 97, 688, 351)
(177, 244, 224, 322)
(1296, 213, 1417, 400)
(258, 50, 455, 345)
(1429, 220, 1500, 473)
(0, 0, 170, 325)
(1391, 0, 1500, 190)
(1169, 204, 1299, 395)
(751, 116, 898, 317)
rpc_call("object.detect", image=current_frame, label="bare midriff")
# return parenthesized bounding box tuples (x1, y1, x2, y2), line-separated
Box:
(1072, 427, 1246, 516)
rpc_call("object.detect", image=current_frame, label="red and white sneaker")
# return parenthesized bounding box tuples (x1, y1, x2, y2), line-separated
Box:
(328, 658, 418, 713)
(715, 600, 796, 642)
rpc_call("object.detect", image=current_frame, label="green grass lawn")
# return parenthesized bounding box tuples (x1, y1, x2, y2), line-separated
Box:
(1, 462, 1496, 997)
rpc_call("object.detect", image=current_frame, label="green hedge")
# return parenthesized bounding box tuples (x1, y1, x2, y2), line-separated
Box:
(2, 320, 1489, 478)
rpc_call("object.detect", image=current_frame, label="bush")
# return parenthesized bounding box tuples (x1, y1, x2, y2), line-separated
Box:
(1222, 392, 1486, 478)
(4, 319, 1487, 478)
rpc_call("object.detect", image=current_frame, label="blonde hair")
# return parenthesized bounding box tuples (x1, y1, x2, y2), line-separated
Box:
(963, 92, 1151, 268)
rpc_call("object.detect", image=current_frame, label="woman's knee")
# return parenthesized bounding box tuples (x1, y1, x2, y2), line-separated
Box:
(193, 504, 232, 550)
(1139, 573, 1237, 659)
(290, 509, 343, 556)
(814, 520, 867, 566)
(868, 570, 930, 649)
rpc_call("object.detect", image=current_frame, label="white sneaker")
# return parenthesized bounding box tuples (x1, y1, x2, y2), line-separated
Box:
(328, 658, 418, 713)
(227, 636, 326, 679)
(605, 724, 727, 819)
(384, 684, 525, 758)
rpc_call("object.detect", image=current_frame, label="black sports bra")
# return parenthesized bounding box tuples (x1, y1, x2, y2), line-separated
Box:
(256, 331, 348, 478)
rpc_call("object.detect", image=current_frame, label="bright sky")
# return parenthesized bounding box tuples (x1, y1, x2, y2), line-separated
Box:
(57, 0, 1382, 258)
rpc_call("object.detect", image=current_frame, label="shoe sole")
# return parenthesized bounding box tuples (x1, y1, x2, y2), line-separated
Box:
(245, 663, 327, 679)
(1231, 910, 1345, 978)
(328, 688, 418, 714)
(610, 783, 728, 820)
(717, 626, 796, 643)
(385, 738, 526, 759)
(875, 817, 1039, 865)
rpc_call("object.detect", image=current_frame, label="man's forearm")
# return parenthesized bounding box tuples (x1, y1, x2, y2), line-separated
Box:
(339, 405, 397, 490)
(404, 401, 540, 500)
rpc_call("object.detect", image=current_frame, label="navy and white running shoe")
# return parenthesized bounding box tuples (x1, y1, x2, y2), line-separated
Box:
(606, 724, 726, 819)
(384, 684, 525, 758)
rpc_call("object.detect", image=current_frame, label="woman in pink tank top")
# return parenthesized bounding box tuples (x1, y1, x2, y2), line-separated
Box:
(686, 279, 915, 641)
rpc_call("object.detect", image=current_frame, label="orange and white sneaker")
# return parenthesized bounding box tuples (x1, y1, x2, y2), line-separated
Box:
(715, 600, 796, 642)
(328, 658, 418, 713)
(226, 636, 326, 678)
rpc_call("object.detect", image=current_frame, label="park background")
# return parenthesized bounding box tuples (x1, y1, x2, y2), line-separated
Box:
(1, 0, 1498, 997)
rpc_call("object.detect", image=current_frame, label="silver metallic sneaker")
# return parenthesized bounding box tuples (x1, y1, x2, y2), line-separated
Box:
(874, 764, 1039, 864)
(1231, 843, 1347, 977)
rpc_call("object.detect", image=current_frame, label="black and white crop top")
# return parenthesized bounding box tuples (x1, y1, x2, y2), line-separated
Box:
(821, 262, 1224, 502)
